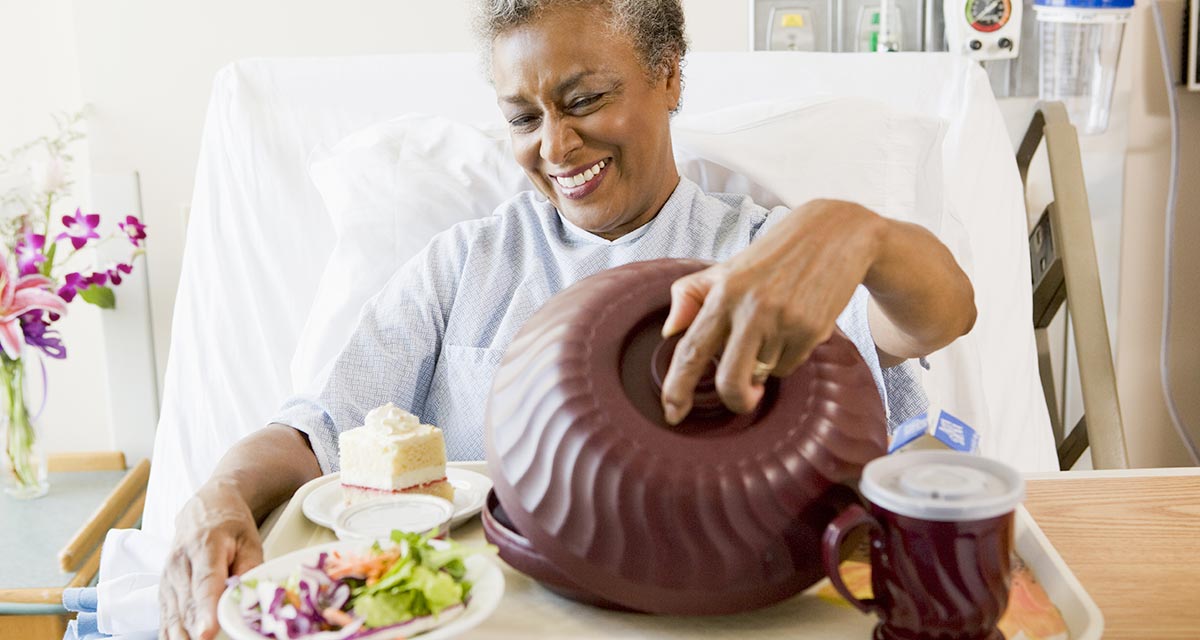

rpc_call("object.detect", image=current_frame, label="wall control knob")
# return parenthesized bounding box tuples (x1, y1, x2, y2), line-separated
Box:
(998, 37, 1013, 49)
(969, 40, 982, 51)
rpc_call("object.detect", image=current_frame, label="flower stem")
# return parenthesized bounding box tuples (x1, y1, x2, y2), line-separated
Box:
(40, 193, 55, 278)
(2, 357, 38, 489)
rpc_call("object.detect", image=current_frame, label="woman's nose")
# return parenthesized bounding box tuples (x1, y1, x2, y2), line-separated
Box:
(540, 116, 583, 165)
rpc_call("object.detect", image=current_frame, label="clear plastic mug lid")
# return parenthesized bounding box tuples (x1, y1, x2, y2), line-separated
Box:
(859, 451, 1024, 522)
(334, 494, 455, 541)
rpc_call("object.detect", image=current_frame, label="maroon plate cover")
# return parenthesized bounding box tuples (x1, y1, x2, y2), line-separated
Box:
(485, 259, 887, 615)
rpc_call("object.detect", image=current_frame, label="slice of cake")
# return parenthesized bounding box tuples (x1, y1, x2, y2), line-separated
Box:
(338, 403, 454, 505)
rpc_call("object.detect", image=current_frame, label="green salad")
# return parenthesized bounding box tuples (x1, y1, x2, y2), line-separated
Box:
(230, 529, 496, 639)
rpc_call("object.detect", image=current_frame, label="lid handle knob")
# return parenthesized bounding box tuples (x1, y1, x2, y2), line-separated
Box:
(649, 334, 729, 417)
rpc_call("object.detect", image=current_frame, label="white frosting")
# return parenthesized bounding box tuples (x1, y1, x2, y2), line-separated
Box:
(363, 403, 426, 437)
(343, 403, 437, 450)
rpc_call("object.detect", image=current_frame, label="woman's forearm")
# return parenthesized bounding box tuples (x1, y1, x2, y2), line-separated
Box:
(206, 424, 323, 523)
(862, 213, 976, 360)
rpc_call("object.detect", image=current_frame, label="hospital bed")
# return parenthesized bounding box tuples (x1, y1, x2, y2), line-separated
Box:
(138, 52, 1117, 543)
(1019, 104, 1128, 470)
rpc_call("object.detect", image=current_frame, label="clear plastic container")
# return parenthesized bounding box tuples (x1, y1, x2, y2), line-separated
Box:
(1034, 0, 1133, 134)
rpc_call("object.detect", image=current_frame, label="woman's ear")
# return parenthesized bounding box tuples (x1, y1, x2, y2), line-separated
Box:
(661, 53, 682, 112)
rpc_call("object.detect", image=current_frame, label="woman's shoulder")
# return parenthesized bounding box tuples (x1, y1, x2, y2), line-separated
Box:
(374, 191, 553, 308)
(679, 178, 787, 231)
(422, 190, 554, 257)
(692, 184, 776, 217)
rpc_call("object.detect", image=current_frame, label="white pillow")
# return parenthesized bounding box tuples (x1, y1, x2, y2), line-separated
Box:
(672, 98, 947, 233)
(293, 98, 955, 409)
(293, 115, 533, 391)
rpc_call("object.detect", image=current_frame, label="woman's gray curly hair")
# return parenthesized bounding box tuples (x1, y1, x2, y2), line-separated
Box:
(472, 0, 688, 81)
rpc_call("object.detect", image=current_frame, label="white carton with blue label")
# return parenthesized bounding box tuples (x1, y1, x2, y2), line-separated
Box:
(889, 410, 980, 454)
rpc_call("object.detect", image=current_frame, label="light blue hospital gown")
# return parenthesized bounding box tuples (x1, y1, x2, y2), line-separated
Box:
(274, 177, 927, 472)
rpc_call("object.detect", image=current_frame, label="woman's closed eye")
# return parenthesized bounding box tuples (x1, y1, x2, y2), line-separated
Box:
(508, 96, 601, 132)
(568, 93, 604, 111)
(508, 114, 542, 132)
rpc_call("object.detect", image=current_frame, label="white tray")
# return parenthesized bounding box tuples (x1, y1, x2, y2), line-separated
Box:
(1013, 505, 1104, 639)
(260, 464, 1103, 639)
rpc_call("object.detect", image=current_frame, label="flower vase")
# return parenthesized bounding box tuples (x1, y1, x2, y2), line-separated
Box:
(1, 355, 48, 499)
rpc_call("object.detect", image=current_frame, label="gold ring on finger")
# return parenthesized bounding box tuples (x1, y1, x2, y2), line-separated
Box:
(751, 359, 775, 384)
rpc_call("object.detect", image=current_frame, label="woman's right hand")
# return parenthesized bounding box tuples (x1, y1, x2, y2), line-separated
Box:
(159, 479, 264, 640)
(156, 424, 322, 638)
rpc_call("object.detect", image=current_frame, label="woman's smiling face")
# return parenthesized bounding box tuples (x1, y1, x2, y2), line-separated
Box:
(490, 5, 682, 240)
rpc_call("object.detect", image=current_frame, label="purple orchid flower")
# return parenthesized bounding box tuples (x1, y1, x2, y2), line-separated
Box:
(57, 207, 101, 250)
(20, 310, 66, 359)
(107, 263, 133, 286)
(15, 232, 47, 276)
(57, 272, 89, 303)
(118, 216, 147, 247)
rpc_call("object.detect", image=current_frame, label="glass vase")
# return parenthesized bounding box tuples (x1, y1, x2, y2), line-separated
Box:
(2, 355, 48, 499)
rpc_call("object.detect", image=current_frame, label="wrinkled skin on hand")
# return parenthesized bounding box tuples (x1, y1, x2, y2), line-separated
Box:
(658, 199, 883, 425)
(159, 480, 263, 640)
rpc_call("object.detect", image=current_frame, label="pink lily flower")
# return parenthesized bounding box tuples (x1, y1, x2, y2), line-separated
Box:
(0, 257, 68, 359)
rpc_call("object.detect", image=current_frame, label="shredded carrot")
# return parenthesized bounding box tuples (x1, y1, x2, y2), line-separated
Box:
(323, 607, 356, 627)
(323, 549, 402, 585)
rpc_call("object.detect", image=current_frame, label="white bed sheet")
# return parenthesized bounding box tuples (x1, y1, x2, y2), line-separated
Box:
(143, 52, 1055, 544)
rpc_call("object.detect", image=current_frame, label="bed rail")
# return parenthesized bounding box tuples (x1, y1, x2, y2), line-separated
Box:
(1017, 102, 1130, 470)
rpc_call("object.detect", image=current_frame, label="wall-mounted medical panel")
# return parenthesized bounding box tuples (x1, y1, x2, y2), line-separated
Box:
(752, 0, 836, 51)
(837, 0, 926, 51)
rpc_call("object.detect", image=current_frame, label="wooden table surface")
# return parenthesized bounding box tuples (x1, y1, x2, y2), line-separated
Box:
(1024, 468, 1200, 639)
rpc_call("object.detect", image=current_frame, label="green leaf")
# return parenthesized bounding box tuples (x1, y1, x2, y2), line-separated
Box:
(408, 565, 463, 615)
(353, 591, 417, 627)
(79, 284, 115, 309)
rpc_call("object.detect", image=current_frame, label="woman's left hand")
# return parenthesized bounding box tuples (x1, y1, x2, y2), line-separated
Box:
(659, 198, 976, 425)
(659, 199, 884, 424)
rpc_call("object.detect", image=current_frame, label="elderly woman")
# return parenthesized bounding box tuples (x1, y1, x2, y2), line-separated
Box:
(159, 0, 975, 637)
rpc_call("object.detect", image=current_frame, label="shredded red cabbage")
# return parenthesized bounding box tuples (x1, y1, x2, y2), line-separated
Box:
(230, 555, 364, 640)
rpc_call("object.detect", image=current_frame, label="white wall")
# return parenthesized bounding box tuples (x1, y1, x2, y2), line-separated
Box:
(0, 0, 111, 453)
(7, 0, 750, 456)
(1116, 1, 1200, 467)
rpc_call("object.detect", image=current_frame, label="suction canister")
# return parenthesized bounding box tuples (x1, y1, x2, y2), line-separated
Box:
(1034, 0, 1133, 134)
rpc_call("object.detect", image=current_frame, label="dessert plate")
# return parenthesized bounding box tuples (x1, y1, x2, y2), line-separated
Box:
(303, 468, 492, 531)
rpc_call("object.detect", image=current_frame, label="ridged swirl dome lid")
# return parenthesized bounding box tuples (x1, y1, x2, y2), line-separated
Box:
(485, 259, 887, 615)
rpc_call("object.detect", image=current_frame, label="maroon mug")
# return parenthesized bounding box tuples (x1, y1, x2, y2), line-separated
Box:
(821, 451, 1024, 640)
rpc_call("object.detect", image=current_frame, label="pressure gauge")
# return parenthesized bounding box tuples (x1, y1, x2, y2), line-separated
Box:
(944, 0, 1022, 61)
(965, 0, 1012, 32)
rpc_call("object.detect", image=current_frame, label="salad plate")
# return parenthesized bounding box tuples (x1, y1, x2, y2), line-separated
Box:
(303, 468, 491, 531)
(218, 533, 504, 640)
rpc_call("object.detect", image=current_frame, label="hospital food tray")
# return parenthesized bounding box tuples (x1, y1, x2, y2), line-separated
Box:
(259, 464, 1102, 639)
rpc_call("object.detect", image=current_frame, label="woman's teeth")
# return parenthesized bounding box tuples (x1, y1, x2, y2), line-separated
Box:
(555, 160, 606, 189)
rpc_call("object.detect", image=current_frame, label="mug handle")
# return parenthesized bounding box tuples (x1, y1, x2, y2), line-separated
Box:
(821, 502, 882, 615)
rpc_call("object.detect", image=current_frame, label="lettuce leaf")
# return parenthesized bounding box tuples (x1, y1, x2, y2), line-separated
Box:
(348, 529, 494, 628)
